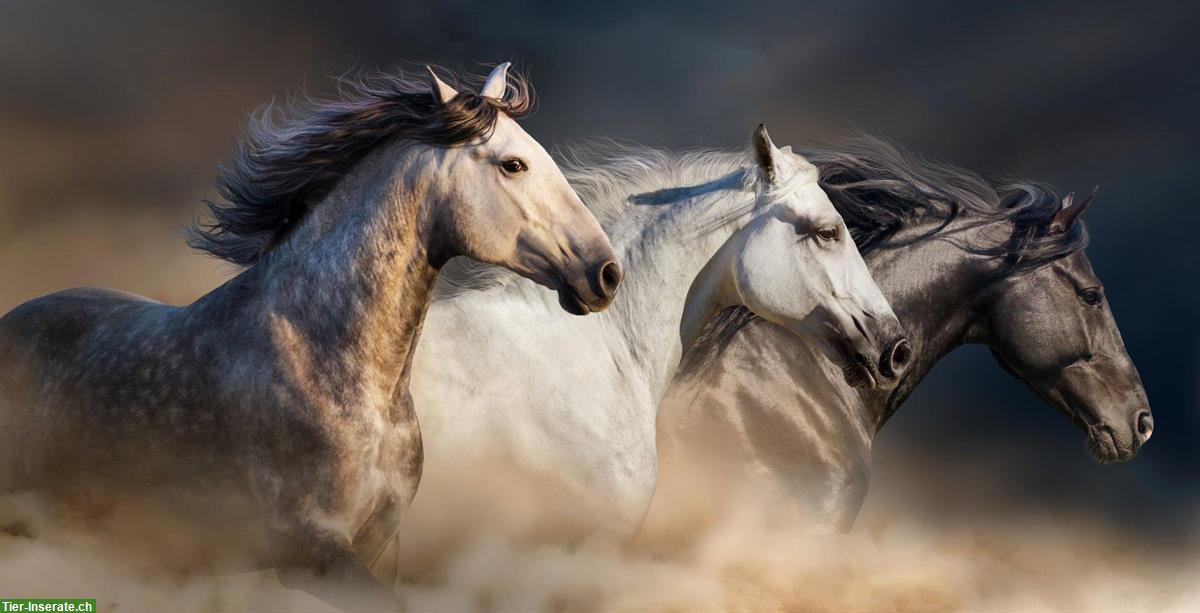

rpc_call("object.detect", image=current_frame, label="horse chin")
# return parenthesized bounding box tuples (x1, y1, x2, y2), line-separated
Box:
(556, 285, 590, 316)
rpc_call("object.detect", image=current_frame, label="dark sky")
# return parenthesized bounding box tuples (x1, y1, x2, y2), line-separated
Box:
(1, 1, 1197, 534)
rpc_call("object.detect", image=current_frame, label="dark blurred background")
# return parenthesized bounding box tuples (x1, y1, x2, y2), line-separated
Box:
(1, 0, 1196, 538)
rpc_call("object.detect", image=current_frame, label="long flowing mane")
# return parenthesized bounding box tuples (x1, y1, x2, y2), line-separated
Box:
(187, 67, 534, 265)
(801, 135, 1086, 266)
(687, 134, 1089, 364)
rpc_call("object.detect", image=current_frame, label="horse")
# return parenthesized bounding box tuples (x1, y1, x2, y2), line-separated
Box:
(653, 136, 1153, 533)
(0, 63, 620, 610)
(393, 126, 910, 568)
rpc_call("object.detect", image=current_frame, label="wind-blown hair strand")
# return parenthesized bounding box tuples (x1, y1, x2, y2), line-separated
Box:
(686, 134, 1089, 369)
(187, 66, 534, 265)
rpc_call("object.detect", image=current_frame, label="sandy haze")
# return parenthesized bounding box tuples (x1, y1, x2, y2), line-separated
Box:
(1, 459, 1198, 613)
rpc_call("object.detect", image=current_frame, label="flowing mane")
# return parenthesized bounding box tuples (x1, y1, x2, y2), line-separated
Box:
(688, 134, 1090, 363)
(800, 135, 1086, 266)
(188, 67, 534, 265)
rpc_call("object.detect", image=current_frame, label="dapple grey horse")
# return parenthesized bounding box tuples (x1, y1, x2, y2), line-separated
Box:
(0, 63, 620, 610)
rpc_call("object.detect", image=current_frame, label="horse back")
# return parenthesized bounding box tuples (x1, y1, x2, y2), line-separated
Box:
(0, 287, 174, 487)
(0, 286, 168, 387)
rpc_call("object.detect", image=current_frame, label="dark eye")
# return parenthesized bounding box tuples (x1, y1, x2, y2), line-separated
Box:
(499, 158, 528, 174)
(815, 226, 841, 242)
(1079, 287, 1103, 307)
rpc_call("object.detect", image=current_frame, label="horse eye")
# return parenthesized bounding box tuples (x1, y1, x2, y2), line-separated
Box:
(815, 226, 840, 242)
(1080, 288, 1103, 307)
(499, 158, 528, 174)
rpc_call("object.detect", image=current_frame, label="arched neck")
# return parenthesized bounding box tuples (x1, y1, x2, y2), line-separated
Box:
(603, 168, 760, 408)
(197, 145, 444, 421)
(866, 221, 1006, 431)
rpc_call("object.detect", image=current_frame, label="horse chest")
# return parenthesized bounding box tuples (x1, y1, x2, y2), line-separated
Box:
(340, 409, 421, 532)
(546, 386, 660, 531)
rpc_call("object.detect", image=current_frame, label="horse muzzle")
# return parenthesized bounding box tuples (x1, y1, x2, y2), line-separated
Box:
(1084, 407, 1153, 464)
(556, 259, 622, 315)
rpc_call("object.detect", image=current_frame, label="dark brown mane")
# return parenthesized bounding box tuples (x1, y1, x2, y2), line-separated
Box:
(187, 67, 534, 265)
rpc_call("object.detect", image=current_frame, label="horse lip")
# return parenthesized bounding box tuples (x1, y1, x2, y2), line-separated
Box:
(557, 284, 590, 316)
(1064, 398, 1126, 463)
(1085, 424, 1137, 464)
(841, 359, 877, 389)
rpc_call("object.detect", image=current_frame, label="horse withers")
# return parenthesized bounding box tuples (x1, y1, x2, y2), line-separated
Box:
(0, 63, 619, 610)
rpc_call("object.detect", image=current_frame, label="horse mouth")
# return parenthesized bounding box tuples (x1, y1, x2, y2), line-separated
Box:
(556, 285, 590, 316)
(840, 354, 878, 389)
(1057, 397, 1138, 464)
(1085, 425, 1138, 464)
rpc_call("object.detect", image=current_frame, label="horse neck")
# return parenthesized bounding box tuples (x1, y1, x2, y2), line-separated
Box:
(605, 171, 758, 405)
(866, 217, 1004, 430)
(207, 146, 441, 414)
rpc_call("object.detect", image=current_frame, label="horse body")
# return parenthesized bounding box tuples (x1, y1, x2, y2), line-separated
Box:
(413, 190, 737, 534)
(0, 64, 620, 608)
(401, 132, 908, 564)
(655, 221, 993, 531)
(0, 149, 435, 578)
(654, 139, 1152, 533)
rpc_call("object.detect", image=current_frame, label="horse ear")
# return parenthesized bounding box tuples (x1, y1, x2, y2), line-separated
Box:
(753, 123, 780, 184)
(1047, 185, 1097, 235)
(426, 66, 459, 105)
(479, 62, 511, 100)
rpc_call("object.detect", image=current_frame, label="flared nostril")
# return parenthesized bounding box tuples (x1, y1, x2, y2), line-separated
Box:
(879, 338, 911, 379)
(595, 260, 623, 299)
(1135, 410, 1154, 443)
(892, 340, 912, 368)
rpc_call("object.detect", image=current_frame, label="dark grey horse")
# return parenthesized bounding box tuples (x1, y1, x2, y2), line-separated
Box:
(0, 64, 620, 610)
(656, 136, 1152, 532)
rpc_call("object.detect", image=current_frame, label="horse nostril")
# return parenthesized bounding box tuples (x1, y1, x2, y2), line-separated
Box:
(892, 340, 912, 368)
(879, 338, 911, 379)
(594, 260, 623, 299)
(1135, 411, 1154, 443)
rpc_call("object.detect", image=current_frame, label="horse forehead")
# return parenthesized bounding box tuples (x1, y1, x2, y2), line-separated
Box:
(781, 182, 838, 217)
(487, 115, 546, 155)
(1050, 252, 1101, 287)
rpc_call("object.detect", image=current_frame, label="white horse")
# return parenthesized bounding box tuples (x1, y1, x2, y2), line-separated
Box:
(396, 126, 910, 564)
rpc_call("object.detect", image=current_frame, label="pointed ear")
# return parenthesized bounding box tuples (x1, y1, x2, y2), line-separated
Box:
(426, 66, 459, 105)
(1047, 185, 1097, 235)
(753, 123, 780, 184)
(479, 61, 511, 100)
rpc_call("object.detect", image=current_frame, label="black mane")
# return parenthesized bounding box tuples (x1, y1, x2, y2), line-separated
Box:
(689, 135, 1088, 362)
(800, 135, 1086, 266)
(187, 67, 534, 265)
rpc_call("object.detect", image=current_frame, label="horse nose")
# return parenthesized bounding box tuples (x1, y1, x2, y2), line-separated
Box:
(879, 338, 912, 380)
(1134, 410, 1154, 445)
(590, 259, 623, 304)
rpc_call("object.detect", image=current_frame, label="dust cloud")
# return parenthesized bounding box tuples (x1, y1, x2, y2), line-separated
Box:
(2, 458, 1197, 613)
